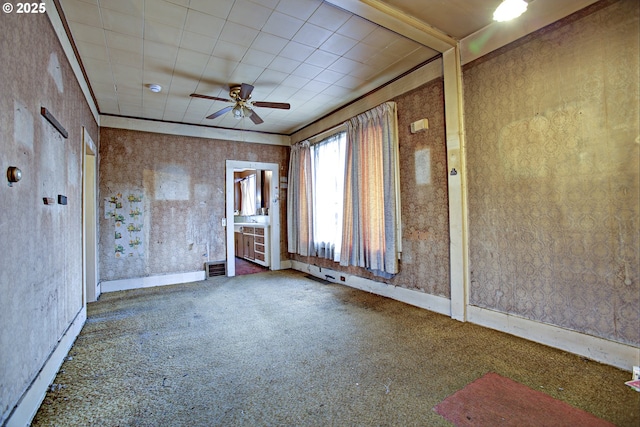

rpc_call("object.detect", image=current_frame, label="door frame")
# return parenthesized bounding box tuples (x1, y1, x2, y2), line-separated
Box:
(225, 160, 281, 276)
(82, 127, 99, 303)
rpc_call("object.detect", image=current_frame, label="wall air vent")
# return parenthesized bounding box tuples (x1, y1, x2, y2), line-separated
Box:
(205, 261, 226, 278)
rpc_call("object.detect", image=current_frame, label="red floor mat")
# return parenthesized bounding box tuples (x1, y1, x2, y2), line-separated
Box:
(433, 372, 614, 427)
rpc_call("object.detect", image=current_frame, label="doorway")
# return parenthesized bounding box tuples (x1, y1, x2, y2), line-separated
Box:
(225, 160, 281, 276)
(83, 127, 99, 302)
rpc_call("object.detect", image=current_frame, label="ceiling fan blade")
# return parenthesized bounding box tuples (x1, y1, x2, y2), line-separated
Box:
(239, 83, 254, 100)
(190, 93, 232, 102)
(206, 106, 233, 119)
(252, 101, 291, 110)
(249, 110, 264, 125)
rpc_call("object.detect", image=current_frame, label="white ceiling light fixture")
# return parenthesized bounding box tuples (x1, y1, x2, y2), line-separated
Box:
(148, 84, 162, 93)
(493, 0, 528, 22)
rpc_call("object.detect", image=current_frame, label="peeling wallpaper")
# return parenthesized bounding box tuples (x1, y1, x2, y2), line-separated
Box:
(464, 0, 639, 346)
(0, 12, 99, 422)
(98, 128, 289, 282)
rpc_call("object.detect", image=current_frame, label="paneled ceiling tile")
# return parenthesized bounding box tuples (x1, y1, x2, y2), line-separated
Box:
(292, 23, 333, 49)
(113, 64, 143, 84)
(362, 27, 402, 49)
(278, 41, 314, 62)
(343, 42, 379, 63)
(291, 88, 318, 103)
(336, 15, 377, 41)
(142, 95, 168, 110)
(144, 20, 183, 46)
(91, 81, 116, 95)
(117, 94, 143, 107)
(321, 84, 352, 97)
(219, 21, 259, 48)
(328, 56, 360, 74)
(306, 49, 339, 68)
(251, 33, 288, 56)
(100, 0, 144, 18)
(275, 0, 322, 21)
(262, 11, 304, 40)
(250, 0, 279, 9)
(189, 0, 234, 20)
(335, 74, 366, 90)
(67, 21, 105, 45)
(142, 56, 174, 74)
(268, 56, 301, 73)
(110, 48, 144, 68)
(203, 58, 240, 84)
(97, 98, 119, 113)
(83, 58, 114, 84)
(212, 40, 249, 63)
(119, 104, 145, 116)
(105, 30, 143, 55)
(166, 0, 190, 6)
(303, 80, 330, 93)
(254, 69, 289, 89)
(269, 85, 298, 100)
(386, 37, 424, 59)
(101, 8, 143, 37)
(319, 33, 358, 57)
(76, 40, 109, 61)
(229, 63, 266, 84)
(62, 0, 102, 27)
(174, 48, 211, 75)
(180, 31, 217, 55)
(144, 0, 188, 29)
(142, 71, 173, 88)
(242, 49, 277, 68)
(281, 74, 311, 89)
(365, 50, 400, 71)
(184, 10, 225, 38)
(348, 62, 377, 80)
(144, 40, 178, 62)
(163, 110, 186, 122)
(162, 96, 191, 111)
(314, 68, 345, 85)
(292, 63, 323, 79)
(307, 3, 351, 32)
(228, 0, 273, 31)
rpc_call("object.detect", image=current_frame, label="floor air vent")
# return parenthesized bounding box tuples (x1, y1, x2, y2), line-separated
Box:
(205, 261, 226, 278)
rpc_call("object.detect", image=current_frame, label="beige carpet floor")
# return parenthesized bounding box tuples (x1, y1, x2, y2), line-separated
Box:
(32, 270, 639, 426)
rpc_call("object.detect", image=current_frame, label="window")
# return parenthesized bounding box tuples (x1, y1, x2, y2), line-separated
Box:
(310, 132, 347, 261)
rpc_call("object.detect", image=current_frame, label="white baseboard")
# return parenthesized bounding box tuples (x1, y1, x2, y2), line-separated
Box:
(291, 261, 451, 316)
(279, 259, 293, 270)
(468, 306, 640, 371)
(101, 270, 206, 293)
(4, 307, 87, 427)
(291, 261, 640, 371)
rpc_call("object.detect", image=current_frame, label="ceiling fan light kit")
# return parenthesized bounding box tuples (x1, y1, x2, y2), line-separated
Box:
(190, 83, 290, 126)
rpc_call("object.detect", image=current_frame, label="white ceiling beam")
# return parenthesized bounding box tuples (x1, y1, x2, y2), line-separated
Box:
(325, 0, 457, 53)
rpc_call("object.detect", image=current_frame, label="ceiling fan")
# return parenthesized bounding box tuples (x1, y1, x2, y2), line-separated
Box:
(190, 83, 290, 125)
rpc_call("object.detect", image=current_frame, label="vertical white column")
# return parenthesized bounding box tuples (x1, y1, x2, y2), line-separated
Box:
(443, 46, 470, 321)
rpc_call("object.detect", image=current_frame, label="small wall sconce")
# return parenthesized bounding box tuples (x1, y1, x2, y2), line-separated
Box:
(7, 166, 22, 186)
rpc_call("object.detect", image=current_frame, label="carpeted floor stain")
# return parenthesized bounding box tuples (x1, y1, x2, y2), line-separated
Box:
(32, 270, 639, 426)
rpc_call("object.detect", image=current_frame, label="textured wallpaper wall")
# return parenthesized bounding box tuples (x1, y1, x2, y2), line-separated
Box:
(98, 128, 289, 282)
(0, 12, 99, 422)
(464, 0, 639, 346)
(292, 78, 451, 297)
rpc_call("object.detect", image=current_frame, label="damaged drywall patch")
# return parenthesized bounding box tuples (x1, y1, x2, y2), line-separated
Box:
(154, 165, 190, 200)
(48, 52, 64, 94)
